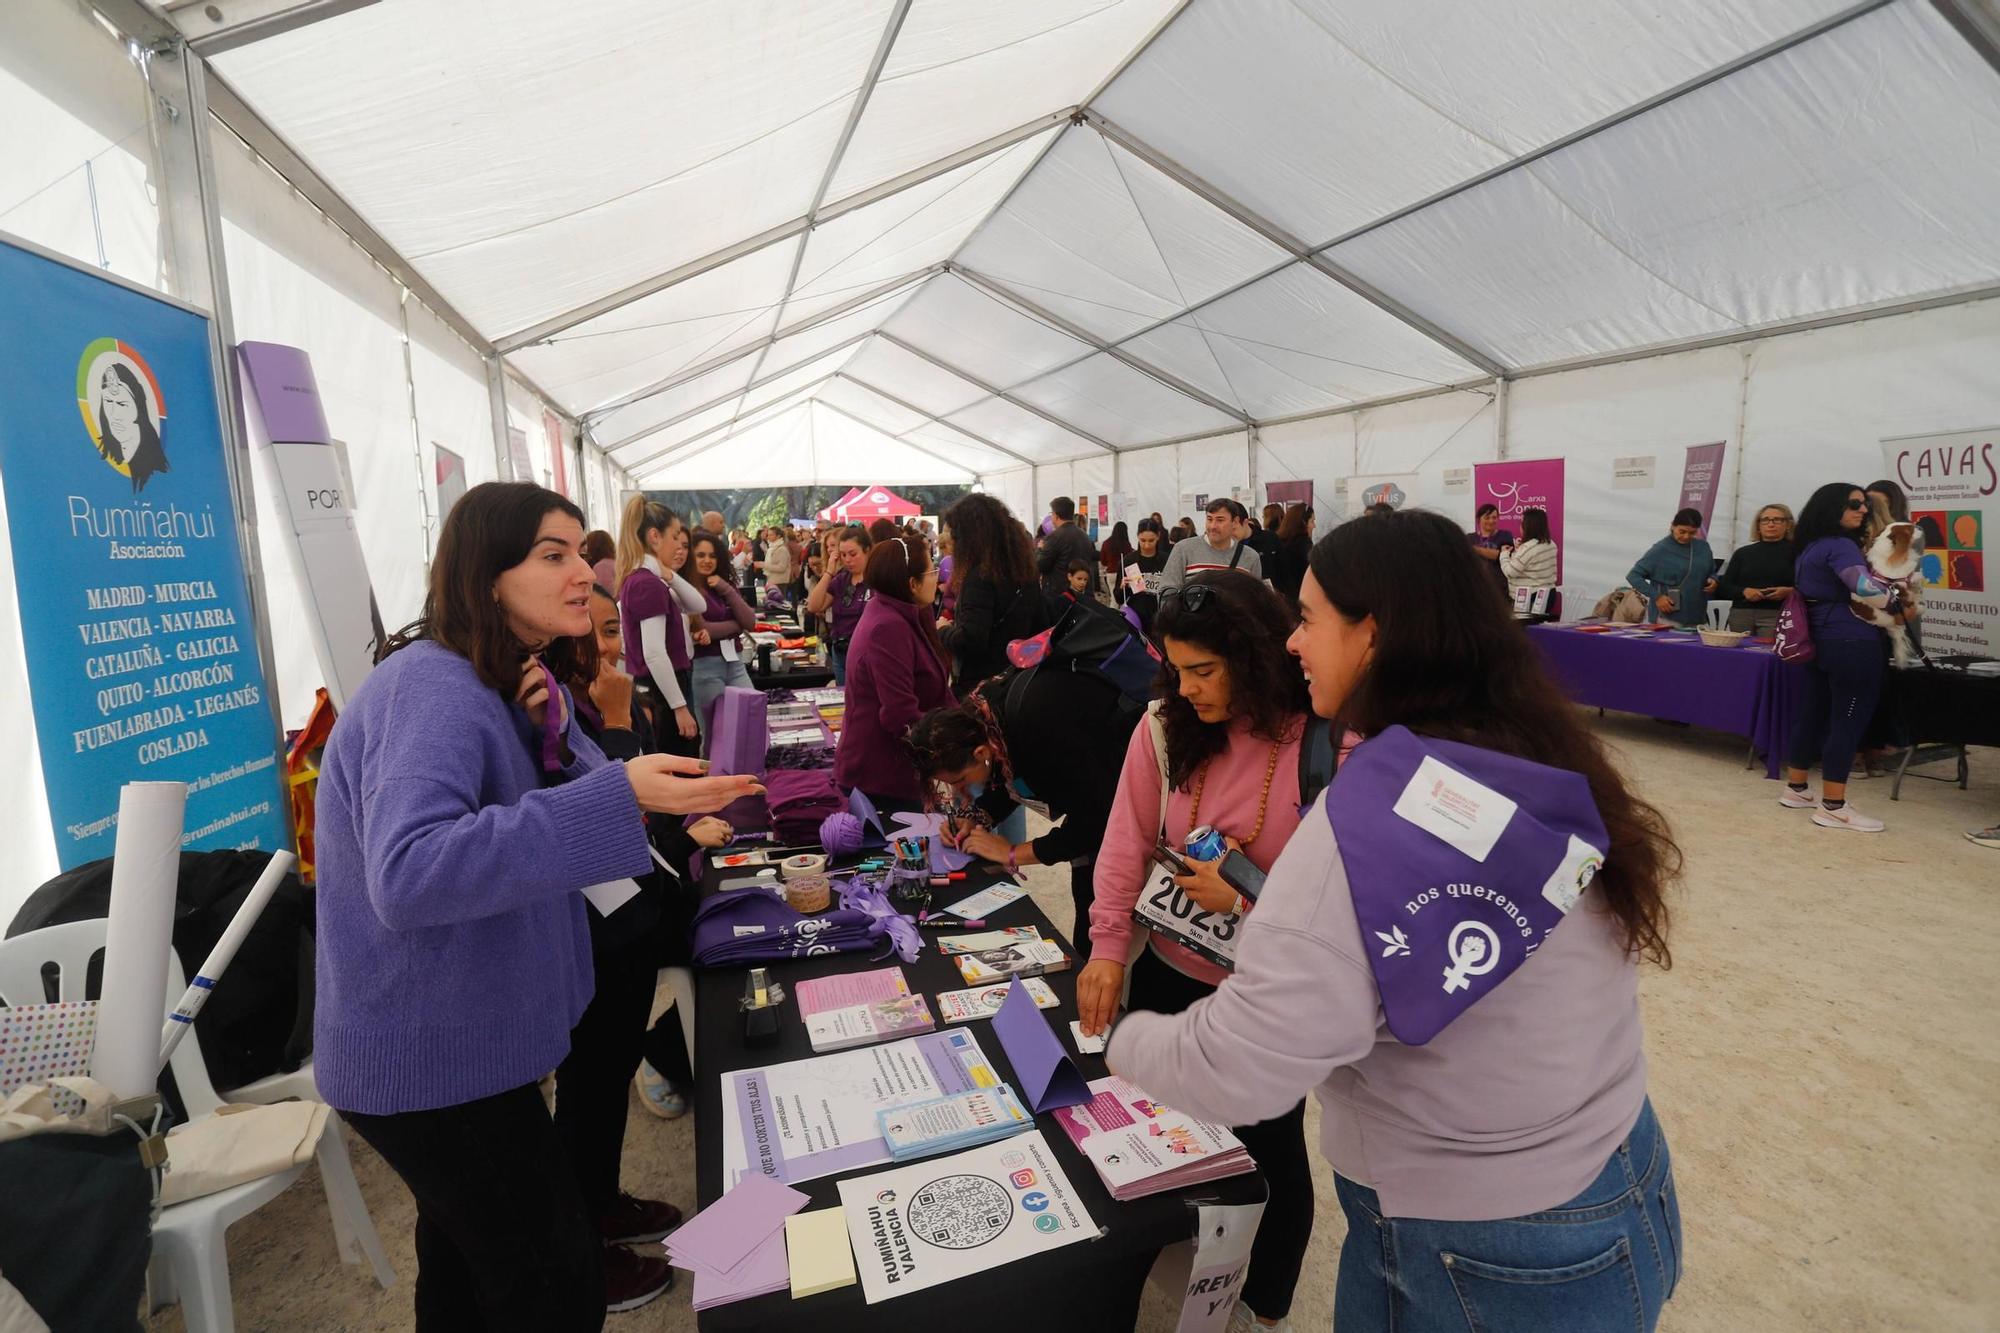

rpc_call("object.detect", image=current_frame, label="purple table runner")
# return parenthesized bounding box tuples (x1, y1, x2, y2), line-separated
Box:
(1528, 626, 1806, 777)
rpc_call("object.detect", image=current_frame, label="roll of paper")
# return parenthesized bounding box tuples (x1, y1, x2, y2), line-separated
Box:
(781, 852, 828, 880)
(91, 782, 187, 1098)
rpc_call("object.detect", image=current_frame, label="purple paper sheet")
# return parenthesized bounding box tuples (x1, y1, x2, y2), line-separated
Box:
(690, 1229, 790, 1310)
(664, 1172, 808, 1279)
(991, 977, 1090, 1113)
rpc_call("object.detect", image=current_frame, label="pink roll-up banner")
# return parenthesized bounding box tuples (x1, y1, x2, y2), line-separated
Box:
(1677, 442, 1727, 533)
(1472, 457, 1566, 583)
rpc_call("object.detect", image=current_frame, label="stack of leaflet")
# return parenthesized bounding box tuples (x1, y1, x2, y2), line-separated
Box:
(664, 1174, 809, 1309)
(953, 938, 1071, 984)
(876, 1083, 1032, 1161)
(1050, 1076, 1253, 1202)
(797, 967, 935, 1052)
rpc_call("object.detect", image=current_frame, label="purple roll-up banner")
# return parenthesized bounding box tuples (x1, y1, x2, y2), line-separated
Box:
(1677, 441, 1728, 533)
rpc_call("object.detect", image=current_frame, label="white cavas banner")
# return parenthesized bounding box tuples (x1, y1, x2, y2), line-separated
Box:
(1881, 426, 1997, 657)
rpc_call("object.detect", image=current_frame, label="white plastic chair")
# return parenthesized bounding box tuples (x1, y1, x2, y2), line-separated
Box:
(0, 919, 393, 1333)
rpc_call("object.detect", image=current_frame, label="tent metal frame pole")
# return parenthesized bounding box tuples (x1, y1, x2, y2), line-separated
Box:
(136, 33, 291, 777)
(832, 373, 1040, 470)
(950, 265, 1252, 425)
(1932, 0, 2000, 75)
(876, 332, 1119, 454)
(1246, 425, 1260, 503)
(1081, 110, 1508, 379)
(159, 0, 378, 56)
(1493, 377, 1510, 461)
(484, 354, 514, 478)
(630, 396, 827, 479)
(585, 264, 942, 422)
(815, 400, 976, 482)
(731, 0, 915, 417)
(623, 378, 839, 475)
(495, 108, 1076, 352)
(602, 330, 877, 454)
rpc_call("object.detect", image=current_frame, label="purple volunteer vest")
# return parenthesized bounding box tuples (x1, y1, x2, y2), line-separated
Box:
(1326, 726, 1608, 1046)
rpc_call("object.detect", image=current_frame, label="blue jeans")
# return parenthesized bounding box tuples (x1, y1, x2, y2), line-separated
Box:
(691, 654, 753, 747)
(1785, 634, 1886, 785)
(1333, 1099, 1680, 1332)
(830, 641, 848, 686)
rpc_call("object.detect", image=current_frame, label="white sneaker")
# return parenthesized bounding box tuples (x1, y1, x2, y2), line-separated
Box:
(1813, 803, 1884, 832)
(1778, 787, 1816, 809)
(1227, 1301, 1291, 1333)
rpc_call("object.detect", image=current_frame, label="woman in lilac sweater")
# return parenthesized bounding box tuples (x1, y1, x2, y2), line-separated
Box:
(681, 530, 757, 740)
(833, 536, 954, 808)
(1109, 510, 1684, 1332)
(315, 482, 757, 1330)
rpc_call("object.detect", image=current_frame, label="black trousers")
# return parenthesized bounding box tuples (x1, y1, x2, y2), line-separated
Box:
(344, 1083, 603, 1333)
(1128, 947, 1315, 1320)
(555, 937, 657, 1216)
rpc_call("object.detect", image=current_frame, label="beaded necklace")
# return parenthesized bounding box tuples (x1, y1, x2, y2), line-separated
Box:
(1187, 738, 1283, 848)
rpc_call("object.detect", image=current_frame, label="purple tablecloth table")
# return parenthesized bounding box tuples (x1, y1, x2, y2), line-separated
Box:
(1527, 625, 1807, 778)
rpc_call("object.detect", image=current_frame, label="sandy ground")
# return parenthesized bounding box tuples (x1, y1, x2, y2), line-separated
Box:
(143, 714, 1999, 1332)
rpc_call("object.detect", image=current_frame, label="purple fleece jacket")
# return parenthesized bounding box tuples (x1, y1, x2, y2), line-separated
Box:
(312, 640, 654, 1115)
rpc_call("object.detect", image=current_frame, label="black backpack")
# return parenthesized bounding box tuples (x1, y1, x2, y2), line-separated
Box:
(8, 849, 314, 1100)
(1005, 595, 1164, 727)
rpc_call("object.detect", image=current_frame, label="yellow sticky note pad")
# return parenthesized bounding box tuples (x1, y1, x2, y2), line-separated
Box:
(786, 1209, 855, 1299)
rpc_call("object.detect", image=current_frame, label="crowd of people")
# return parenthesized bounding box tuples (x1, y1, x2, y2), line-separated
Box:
(307, 469, 1989, 1333)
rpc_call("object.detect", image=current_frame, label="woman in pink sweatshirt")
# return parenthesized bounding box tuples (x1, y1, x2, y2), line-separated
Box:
(1108, 510, 1683, 1333)
(1079, 571, 1316, 1331)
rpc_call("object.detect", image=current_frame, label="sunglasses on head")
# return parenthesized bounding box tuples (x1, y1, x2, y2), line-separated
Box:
(1173, 583, 1218, 614)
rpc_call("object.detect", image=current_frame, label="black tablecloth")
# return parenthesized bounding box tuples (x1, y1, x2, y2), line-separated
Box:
(1886, 656, 2000, 748)
(748, 663, 834, 692)
(691, 864, 1267, 1331)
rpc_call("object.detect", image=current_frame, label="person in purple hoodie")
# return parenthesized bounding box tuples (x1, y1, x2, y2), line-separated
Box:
(1109, 509, 1684, 1333)
(314, 482, 759, 1328)
(833, 535, 954, 811)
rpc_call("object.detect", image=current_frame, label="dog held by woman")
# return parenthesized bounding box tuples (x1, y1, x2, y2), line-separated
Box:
(1856, 498, 1925, 667)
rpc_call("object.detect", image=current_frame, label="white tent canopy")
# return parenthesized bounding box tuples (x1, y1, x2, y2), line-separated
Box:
(195, 0, 2000, 495)
(5, 0, 2000, 911)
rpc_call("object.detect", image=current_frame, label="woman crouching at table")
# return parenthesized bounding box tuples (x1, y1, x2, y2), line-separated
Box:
(1107, 509, 1684, 1332)
(1076, 571, 1316, 1331)
(314, 482, 759, 1330)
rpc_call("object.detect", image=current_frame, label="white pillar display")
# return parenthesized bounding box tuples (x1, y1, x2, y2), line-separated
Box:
(91, 781, 186, 1099)
(238, 341, 381, 709)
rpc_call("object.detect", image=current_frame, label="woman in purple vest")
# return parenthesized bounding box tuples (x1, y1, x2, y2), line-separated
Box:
(314, 482, 757, 1328)
(1108, 509, 1684, 1332)
(803, 523, 873, 685)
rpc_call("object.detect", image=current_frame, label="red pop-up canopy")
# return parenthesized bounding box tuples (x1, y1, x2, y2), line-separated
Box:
(819, 485, 921, 522)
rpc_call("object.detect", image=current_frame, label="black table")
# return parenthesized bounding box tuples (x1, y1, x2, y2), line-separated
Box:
(691, 863, 1267, 1331)
(1883, 656, 2000, 798)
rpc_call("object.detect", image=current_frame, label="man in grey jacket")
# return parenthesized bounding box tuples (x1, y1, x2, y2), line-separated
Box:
(1159, 498, 1262, 594)
(1037, 496, 1097, 596)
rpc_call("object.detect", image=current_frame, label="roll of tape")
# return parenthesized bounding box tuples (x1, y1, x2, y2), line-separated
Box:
(785, 875, 831, 914)
(781, 853, 829, 880)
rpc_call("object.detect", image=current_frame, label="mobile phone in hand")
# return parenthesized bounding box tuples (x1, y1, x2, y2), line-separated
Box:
(1218, 849, 1265, 902)
(1153, 841, 1192, 876)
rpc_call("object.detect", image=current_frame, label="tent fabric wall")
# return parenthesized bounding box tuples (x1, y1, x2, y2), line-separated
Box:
(0, 1, 162, 293)
(993, 295, 2000, 616)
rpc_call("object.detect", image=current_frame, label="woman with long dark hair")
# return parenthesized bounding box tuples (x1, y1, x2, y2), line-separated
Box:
(804, 524, 873, 685)
(937, 493, 1042, 693)
(1098, 520, 1134, 579)
(679, 529, 756, 739)
(317, 482, 758, 1327)
(1499, 506, 1560, 620)
(1108, 510, 1684, 1332)
(1780, 482, 1898, 830)
(1269, 503, 1314, 603)
(904, 664, 1133, 953)
(835, 536, 955, 811)
(1078, 572, 1317, 1331)
(1116, 518, 1172, 634)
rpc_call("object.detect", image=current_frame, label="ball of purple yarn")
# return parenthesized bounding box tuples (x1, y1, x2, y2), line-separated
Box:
(819, 811, 866, 857)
